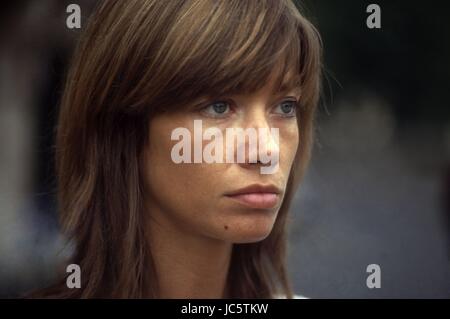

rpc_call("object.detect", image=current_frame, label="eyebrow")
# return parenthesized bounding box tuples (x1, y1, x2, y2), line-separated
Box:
(271, 87, 301, 99)
(191, 85, 301, 104)
(277, 85, 301, 95)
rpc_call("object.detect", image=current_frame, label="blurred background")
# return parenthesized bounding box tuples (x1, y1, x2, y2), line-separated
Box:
(0, 0, 449, 298)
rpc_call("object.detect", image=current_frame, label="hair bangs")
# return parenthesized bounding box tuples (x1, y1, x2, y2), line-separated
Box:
(143, 0, 312, 113)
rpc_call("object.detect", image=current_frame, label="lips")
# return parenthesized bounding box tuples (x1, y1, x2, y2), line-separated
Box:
(224, 184, 281, 209)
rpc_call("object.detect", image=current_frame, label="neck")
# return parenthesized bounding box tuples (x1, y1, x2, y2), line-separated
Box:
(146, 213, 233, 299)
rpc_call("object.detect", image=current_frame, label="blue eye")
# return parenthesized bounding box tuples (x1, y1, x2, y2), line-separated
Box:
(274, 100, 298, 117)
(201, 101, 231, 117)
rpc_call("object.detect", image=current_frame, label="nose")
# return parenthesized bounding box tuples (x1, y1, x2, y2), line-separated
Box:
(235, 108, 280, 173)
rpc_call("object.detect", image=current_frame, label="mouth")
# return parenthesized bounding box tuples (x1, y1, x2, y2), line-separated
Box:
(224, 184, 282, 209)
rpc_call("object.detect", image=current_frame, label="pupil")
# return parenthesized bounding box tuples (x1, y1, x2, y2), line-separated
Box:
(213, 102, 227, 113)
(281, 102, 292, 113)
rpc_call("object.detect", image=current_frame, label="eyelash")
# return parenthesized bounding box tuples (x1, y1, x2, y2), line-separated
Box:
(199, 98, 299, 118)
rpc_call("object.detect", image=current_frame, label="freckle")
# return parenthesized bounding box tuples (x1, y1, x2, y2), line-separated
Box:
(224, 225, 228, 230)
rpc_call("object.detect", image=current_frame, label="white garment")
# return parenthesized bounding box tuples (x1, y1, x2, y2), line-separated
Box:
(273, 293, 308, 299)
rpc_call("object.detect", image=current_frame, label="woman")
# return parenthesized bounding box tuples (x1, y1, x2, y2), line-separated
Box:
(34, 0, 322, 298)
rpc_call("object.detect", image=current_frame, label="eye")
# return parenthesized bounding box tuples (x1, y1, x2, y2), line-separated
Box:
(200, 100, 232, 118)
(273, 99, 298, 117)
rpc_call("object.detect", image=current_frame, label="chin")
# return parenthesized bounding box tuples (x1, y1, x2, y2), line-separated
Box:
(231, 232, 272, 244)
(220, 215, 277, 243)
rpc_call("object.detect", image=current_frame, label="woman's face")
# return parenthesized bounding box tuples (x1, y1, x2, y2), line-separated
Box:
(142, 78, 300, 243)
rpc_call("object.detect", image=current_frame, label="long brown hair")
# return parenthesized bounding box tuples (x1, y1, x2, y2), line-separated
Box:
(34, 0, 322, 298)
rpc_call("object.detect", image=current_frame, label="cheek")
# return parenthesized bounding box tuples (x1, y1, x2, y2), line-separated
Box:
(144, 118, 192, 205)
(279, 122, 299, 171)
(143, 116, 223, 225)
